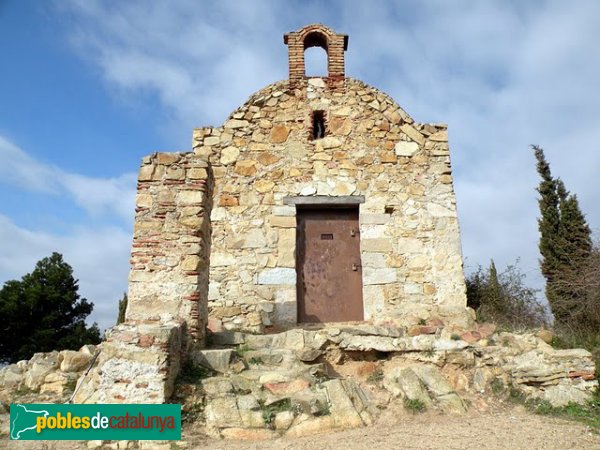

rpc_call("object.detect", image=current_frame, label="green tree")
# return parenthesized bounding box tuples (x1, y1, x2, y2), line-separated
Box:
(533, 145, 593, 328)
(533, 146, 561, 305)
(0, 253, 101, 364)
(116, 292, 128, 325)
(466, 260, 547, 329)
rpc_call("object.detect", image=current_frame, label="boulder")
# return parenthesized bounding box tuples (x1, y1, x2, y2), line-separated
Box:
(24, 352, 60, 391)
(60, 350, 93, 373)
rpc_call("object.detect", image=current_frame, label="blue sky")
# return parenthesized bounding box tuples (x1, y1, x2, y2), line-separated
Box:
(1, 1, 599, 332)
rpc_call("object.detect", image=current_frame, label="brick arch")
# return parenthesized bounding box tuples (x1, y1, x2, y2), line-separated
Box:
(284, 24, 348, 86)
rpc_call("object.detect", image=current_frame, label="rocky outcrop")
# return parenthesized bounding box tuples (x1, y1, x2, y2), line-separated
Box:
(0, 324, 597, 441)
(0, 318, 186, 406)
(0, 346, 96, 403)
(173, 324, 597, 439)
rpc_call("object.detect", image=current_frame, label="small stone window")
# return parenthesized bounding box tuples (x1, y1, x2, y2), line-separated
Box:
(312, 110, 326, 140)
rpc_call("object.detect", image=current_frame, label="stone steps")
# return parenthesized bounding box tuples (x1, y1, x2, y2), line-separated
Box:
(176, 324, 598, 439)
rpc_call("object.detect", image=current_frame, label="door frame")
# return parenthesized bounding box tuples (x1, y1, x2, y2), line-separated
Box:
(294, 202, 364, 323)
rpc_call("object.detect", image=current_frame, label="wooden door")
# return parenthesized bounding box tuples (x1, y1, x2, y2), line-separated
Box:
(296, 207, 364, 323)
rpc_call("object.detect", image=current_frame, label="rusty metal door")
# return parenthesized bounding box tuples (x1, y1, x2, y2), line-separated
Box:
(296, 207, 364, 323)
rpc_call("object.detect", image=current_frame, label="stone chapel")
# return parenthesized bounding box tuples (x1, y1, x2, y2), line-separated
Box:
(126, 24, 469, 345)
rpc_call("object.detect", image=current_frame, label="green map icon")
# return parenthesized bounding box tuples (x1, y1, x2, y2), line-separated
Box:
(10, 404, 49, 440)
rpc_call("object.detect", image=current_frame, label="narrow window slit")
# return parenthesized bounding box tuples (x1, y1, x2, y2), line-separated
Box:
(312, 110, 325, 140)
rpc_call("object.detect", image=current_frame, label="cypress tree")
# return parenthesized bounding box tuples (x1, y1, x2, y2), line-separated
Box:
(556, 179, 592, 264)
(533, 145, 561, 314)
(487, 260, 503, 313)
(116, 292, 128, 325)
(533, 146, 593, 328)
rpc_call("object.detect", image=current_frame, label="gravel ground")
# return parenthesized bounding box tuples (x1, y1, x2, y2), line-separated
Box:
(184, 406, 600, 450)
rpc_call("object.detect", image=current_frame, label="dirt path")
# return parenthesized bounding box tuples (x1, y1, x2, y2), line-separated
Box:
(4, 406, 599, 449)
(184, 407, 600, 450)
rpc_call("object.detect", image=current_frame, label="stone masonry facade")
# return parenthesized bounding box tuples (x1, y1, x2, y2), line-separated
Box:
(125, 23, 469, 337)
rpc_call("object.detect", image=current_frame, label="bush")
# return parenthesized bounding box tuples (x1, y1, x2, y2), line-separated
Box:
(466, 259, 548, 329)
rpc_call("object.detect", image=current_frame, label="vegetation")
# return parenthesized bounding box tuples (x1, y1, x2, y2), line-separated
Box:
(366, 369, 384, 384)
(466, 259, 547, 329)
(533, 145, 597, 332)
(116, 292, 127, 325)
(490, 378, 505, 395)
(498, 383, 600, 432)
(533, 394, 600, 431)
(235, 344, 254, 357)
(0, 253, 101, 364)
(403, 398, 426, 414)
(312, 399, 331, 417)
(175, 360, 213, 385)
(258, 398, 293, 428)
(248, 356, 263, 366)
(463, 147, 600, 430)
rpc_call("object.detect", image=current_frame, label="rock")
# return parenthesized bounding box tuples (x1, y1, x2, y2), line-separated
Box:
(40, 372, 71, 395)
(205, 396, 242, 428)
(202, 378, 234, 397)
(536, 328, 554, 344)
(400, 124, 425, 146)
(365, 262, 400, 283)
(394, 141, 419, 157)
(271, 124, 290, 143)
(258, 153, 281, 166)
(221, 428, 278, 440)
(319, 137, 342, 149)
(259, 372, 290, 385)
(308, 77, 326, 88)
(24, 352, 60, 391)
(264, 378, 310, 395)
(383, 367, 431, 406)
(1, 365, 23, 389)
(237, 394, 260, 411)
(257, 268, 297, 285)
(234, 160, 257, 176)
(429, 130, 448, 142)
(329, 117, 352, 136)
(242, 229, 267, 248)
(324, 379, 364, 428)
(274, 410, 295, 430)
(224, 119, 249, 129)
(460, 331, 482, 343)
(436, 392, 467, 414)
(195, 349, 233, 373)
(286, 415, 335, 437)
(238, 409, 266, 428)
(476, 323, 497, 339)
(542, 381, 595, 407)
(220, 146, 240, 165)
(296, 348, 322, 362)
(254, 179, 275, 193)
(411, 365, 454, 397)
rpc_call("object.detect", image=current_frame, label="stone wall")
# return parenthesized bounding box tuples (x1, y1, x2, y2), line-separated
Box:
(127, 151, 213, 343)
(197, 76, 467, 332)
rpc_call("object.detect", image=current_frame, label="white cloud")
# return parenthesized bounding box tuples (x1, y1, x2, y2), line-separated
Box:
(0, 136, 136, 224)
